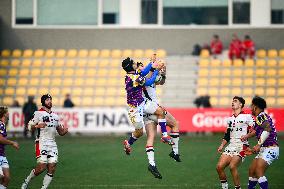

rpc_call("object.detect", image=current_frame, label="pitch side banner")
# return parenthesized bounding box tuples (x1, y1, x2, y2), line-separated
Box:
(7, 108, 284, 133)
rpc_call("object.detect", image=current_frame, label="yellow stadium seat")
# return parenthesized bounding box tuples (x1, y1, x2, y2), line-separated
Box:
(100, 49, 110, 58)
(67, 49, 77, 58)
(278, 98, 284, 106)
(145, 49, 155, 58)
(133, 49, 144, 58)
(56, 49, 66, 58)
(244, 59, 254, 67)
(198, 68, 209, 77)
(223, 59, 232, 67)
(255, 69, 265, 76)
(75, 69, 85, 76)
(0, 78, 5, 86)
(87, 59, 97, 67)
(255, 88, 264, 96)
(63, 78, 73, 86)
(266, 78, 277, 86)
(219, 97, 231, 106)
(243, 69, 254, 76)
(89, 49, 99, 58)
(122, 49, 133, 57)
(196, 88, 207, 96)
(116, 97, 125, 106)
(86, 78, 96, 85)
(82, 97, 93, 106)
(64, 69, 74, 76)
(5, 87, 15, 95)
(72, 87, 82, 96)
(54, 59, 65, 67)
(95, 88, 105, 95)
(30, 69, 41, 76)
(45, 49, 55, 57)
(85, 69, 96, 76)
(74, 78, 84, 86)
(232, 78, 242, 86)
(232, 87, 241, 94)
(200, 49, 210, 58)
(0, 68, 7, 76)
(38, 87, 49, 95)
(23, 49, 33, 57)
(41, 69, 52, 76)
(50, 88, 60, 96)
(10, 59, 20, 67)
(156, 49, 167, 58)
(72, 97, 81, 106)
(16, 96, 25, 105)
(267, 69, 277, 76)
(94, 97, 104, 106)
(243, 88, 253, 96)
(219, 88, 230, 96)
(199, 59, 209, 67)
(255, 78, 265, 86)
(210, 97, 218, 106)
(266, 88, 276, 96)
(256, 59, 266, 67)
(84, 87, 94, 96)
(66, 60, 76, 67)
(279, 49, 284, 58)
(19, 69, 29, 76)
(197, 78, 208, 86)
(105, 87, 118, 96)
(40, 78, 50, 86)
(77, 59, 87, 67)
(43, 59, 53, 67)
(278, 69, 284, 76)
(30, 78, 39, 85)
(111, 49, 122, 58)
(220, 78, 231, 86)
(99, 59, 109, 67)
(267, 49, 278, 58)
(22, 59, 32, 67)
(110, 59, 120, 67)
(267, 59, 277, 67)
(0, 59, 9, 67)
(78, 49, 88, 58)
(278, 88, 284, 96)
(7, 78, 17, 86)
(279, 60, 284, 67)
(222, 69, 231, 77)
(232, 69, 242, 77)
(3, 97, 13, 106)
(1, 49, 11, 57)
(243, 78, 253, 86)
(51, 78, 62, 86)
(211, 59, 221, 67)
(34, 49, 44, 57)
(256, 49, 266, 58)
(109, 69, 119, 77)
(278, 78, 284, 86)
(33, 59, 42, 67)
(210, 69, 220, 77)
(209, 78, 219, 86)
(233, 59, 243, 67)
(12, 49, 22, 57)
(50, 97, 59, 106)
(208, 88, 219, 96)
(97, 69, 108, 77)
(9, 68, 18, 76)
(266, 97, 276, 106)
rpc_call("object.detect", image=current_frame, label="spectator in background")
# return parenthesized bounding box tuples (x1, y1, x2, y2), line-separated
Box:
(192, 44, 202, 56)
(242, 35, 255, 59)
(11, 99, 20, 107)
(229, 34, 243, 60)
(194, 95, 212, 108)
(210, 34, 223, 57)
(63, 94, 75, 108)
(22, 96, 38, 138)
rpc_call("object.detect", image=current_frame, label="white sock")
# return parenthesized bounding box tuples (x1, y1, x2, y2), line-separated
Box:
(41, 173, 53, 189)
(24, 169, 36, 185)
(146, 146, 155, 166)
(258, 176, 267, 183)
(170, 132, 180, 154)
(0, 184, 6, 189)
(221, 180, 228, 189)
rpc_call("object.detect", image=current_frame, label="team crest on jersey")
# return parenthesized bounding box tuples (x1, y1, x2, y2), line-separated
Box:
(43, 116, 50, 122)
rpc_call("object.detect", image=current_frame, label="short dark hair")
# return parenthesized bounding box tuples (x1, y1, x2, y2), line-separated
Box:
(233, 96, 245, 108)
(122, 57, 135, 72)
(252, 96, 267, 110)
(0, 106, 8, 118)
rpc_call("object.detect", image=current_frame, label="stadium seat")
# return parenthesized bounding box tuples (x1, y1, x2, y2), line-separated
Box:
(95, 88, 105, 95)
(278, 98, 284, 106)
(219, 97, 231, 106)
(243, 69, 254, 76)
(83, 87, 94, 96)
(266, 97, 276, 105)
(210, 69, 220, 77)
(267, 69, 277, 76)
(41, 69, 52, 76)
(93, 97, 104, 106)
(156, 49, 167, 58)
(278, 78, 284, 86)
(196, 88, 207, 96)
(222, 69, 231, 77)
(99, 59, 109, 67)
(19, 69, 29, 76)
(256, 59, 266, 67)
(75, 69, 85, 76)
(255, 88, 264, 96)
(278, 88, 284, 96)
(30, 68, 41, 76)
(82, 97, 93, 106)
(279, 49, 284, 58)
(255, 78, 265, 86)
(243, 88, 253, 96)
(0, 59, 9, 67)
(77, 59, 87, 67)
(256, 49, 266, 58)
(209, 78, 219, 86)
(211, 59, 221, 67)
(67, 49, 78, 58)
(54, 59, 65, 67)
(34, 49, 44, 57)
(72, 87, 82, 96)
(100, 49, 111, 58)
(199, 59, 209, 67)
(122, 49, 133, 57)
(279, 60, 284, 67)
(3, 97, 13, 106)
(243, 78, 253, 86)
(62, 88, 72, 95)
(109, 69, 120, 77)
(105, 87, 117, 96)
(74, 78, 84, 86)
(64, 69, 75, 76)
(110, 59, 120, 67)
(56, 49, 67, 58)
(87, 59, 98, 67)
(219, 88, 230, 96)
(5, 87, 15, 95)
(278, 69, 284, 76)
(50, 88, 60, 96)
(40, 78, 50, 86)
(12, 49, 22, 57)
(22, 59, 32, 67)
(111, 49, 122, 58)
(85, 69, 96, 76)
(66, 59, 76, 67)
(267, 49, 278, 58)
(89, 49, 99, 58)
(266, 88, 276, 96)
(244, 59, 254, 67)
(220, 78, 231, 86)
(210, 97, 218, 106)
(145, 49, 155, 58)
(63, 78, 73, 86)
(266, 78, 277, 86)
(232, 78, 242, 86)
(23, 49, 33, 57)
(16, 96, 25, 105)
(9, 68, 18, 76)
(30, 78, 39, 86)
(7, 78, 17, 86)
(198, 68, 209, 77)
(232, 69, 243, 77)
(133, 49, 144, 58)
(232, 87, 242, 94)
(0, 69, 7, 76)
(233, 59, 243, 67)
(255, 69, 265, 76)
(45, 49, 55, 57)
(97, 69, 108, 76)
(200, 49, 210, 58)
(33, 59, 42, 67)
(77, 49, 88, 58)
(0, 78, 5, 86)
(43, 59, 53, 67)
(198, 78, 208, 86)
(1, 49, 11, 57)
(267, 59, 277, 67)
(51, 78, 62, 86)
(208, 88, 219, 96)
(223, 59, 232, 67)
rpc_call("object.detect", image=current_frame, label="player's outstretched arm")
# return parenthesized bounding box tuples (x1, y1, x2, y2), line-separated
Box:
(57, 124, 68, 136)
(241, 128, 256, 142)
(0, 135, 19, 150)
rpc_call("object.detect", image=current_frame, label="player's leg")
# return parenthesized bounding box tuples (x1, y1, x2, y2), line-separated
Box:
(166, 111, 181, 162)
(0, 168, 10, 188)
(248, 159, 258, 189)
(216, 154, 231, 189)
(145, 121, 162, 179)
(41, 146, 58, 189)
(255, 158, 269, 189)
(228, 156, 242, 189)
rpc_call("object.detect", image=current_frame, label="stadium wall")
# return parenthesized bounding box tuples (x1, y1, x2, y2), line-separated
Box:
(0, 0, 284, 55)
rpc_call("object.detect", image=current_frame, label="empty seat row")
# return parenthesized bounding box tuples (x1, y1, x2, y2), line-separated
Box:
(199, 59, 284, 67)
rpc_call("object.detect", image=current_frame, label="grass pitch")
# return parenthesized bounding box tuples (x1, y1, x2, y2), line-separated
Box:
(7, 134, 284, 188)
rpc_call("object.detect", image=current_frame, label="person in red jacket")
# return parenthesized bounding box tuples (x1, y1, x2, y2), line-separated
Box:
(229, 34, 243, 60)
(210, 34, 223, 57)
(242, 35, 255, 59)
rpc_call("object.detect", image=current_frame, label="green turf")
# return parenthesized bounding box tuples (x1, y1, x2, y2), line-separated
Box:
(6, 134, 284, 188)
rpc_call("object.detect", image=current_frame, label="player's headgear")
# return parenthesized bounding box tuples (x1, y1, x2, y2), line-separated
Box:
(233, 96, 245, 108)
(41, 94, 52, 107)
(252, 96, 267, 110)
(122, 57, 135, 72)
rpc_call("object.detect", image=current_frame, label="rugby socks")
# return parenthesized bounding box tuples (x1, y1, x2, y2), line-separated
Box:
(220, 180, 228, 189)
(146, 146, 155, 166)
(235, 185, 241, 189)
(158, 119, 167, 137)
(24, 169, 36, 185)
(170, 132, 179, 154)
(41, 173, 53, 189)
(128, 133, 138, 145)
(258, 176, 268, 189)
(248, 177, 258, 189)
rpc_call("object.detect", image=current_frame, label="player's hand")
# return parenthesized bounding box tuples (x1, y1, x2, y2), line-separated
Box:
(150, 53, 157, 63)
(12, 141, 19, 150)
(36, 122, 47, 129)
(244, 147, 254, 156)
(59, 124, 68, 135)
(160, 65, 166, 76)
(156, 60, 165, 70)
(252, 144, 261, 153)
(240, 135, 248, 142)
(217, 146, 223, 153)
